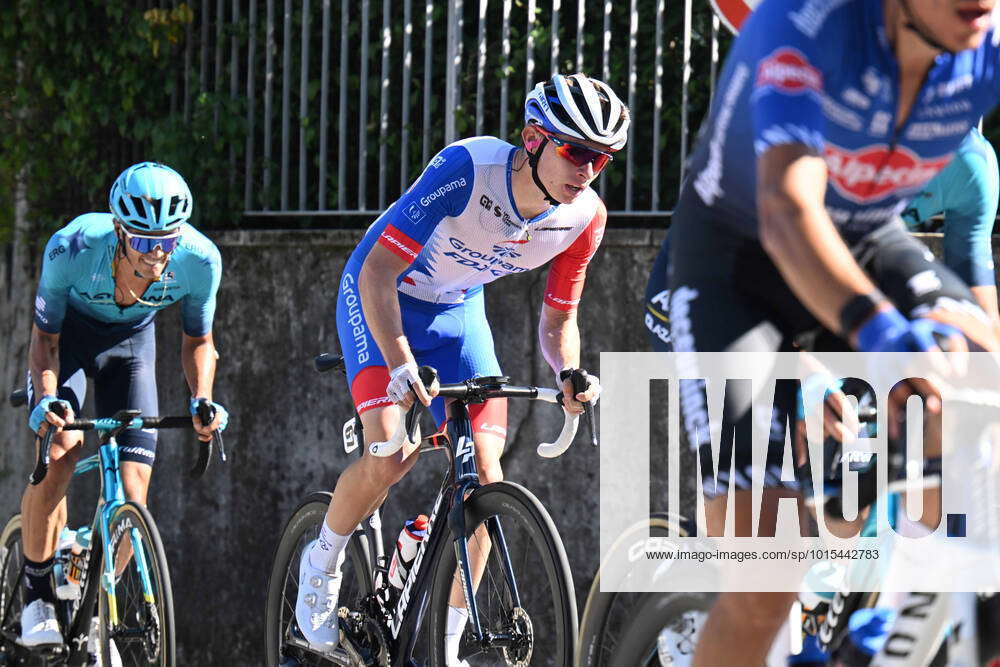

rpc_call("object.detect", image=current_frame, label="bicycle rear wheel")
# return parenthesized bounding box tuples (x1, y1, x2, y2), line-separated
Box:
(264, 492, 374, 667)
(98, 502, 175, 666)
(427, 481, 577, 666)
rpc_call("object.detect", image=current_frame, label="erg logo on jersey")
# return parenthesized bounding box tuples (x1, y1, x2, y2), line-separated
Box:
(824, 144, 950, 204)
(756, 48, 821, 95)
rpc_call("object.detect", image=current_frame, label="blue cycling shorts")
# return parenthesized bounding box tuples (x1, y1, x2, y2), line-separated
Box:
(336, 262, 504, 430)
(27, 308, 159, 466)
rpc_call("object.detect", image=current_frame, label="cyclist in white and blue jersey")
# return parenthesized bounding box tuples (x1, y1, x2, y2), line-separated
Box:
(19, 163, 228, 647)
(661, 0, 1000, 664)
(295, 74, 629, 662)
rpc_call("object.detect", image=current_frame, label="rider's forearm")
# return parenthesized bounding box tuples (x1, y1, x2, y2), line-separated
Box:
(359, 253, 414, 370)
(538, 305, 581, 376)
(970, 285, 1000, 325)
(182, 332, 217, 400)
(28, 324, 61, 400)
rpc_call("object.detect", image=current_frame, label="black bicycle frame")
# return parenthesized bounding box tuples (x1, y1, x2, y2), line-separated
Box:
(383, 399, 521, 665)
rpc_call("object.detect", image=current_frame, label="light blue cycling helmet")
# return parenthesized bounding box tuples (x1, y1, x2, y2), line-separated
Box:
(109, 162, 193, 232)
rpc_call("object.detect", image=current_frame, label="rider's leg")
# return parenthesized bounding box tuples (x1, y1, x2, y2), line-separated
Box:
(692, 489, 798, 667)
(21, 430, 85, 568)
(296, 403, 417, 648)
(19, 430, 84, 645)
(322, 404, 420, 539)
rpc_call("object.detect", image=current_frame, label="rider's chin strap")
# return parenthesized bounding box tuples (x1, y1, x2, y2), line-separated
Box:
(525, 138, 562, 207)
(897, 0, 953, 54)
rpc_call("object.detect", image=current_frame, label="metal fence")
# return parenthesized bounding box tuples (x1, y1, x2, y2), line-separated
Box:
(179, 0, 728, 221)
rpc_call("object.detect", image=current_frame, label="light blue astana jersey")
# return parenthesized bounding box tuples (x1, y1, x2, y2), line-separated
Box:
(901, 128, 999, 287)
(34, 213, 222, 336)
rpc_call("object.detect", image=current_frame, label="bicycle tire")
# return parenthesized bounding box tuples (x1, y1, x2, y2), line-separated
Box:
(606, 591, 713, 667)
(98, 502, 175, 667)
(264, 492, 374, 667)
(0, 514, 33, 664)
(426, 481, 577, 667)
(577, 514, 692, 667)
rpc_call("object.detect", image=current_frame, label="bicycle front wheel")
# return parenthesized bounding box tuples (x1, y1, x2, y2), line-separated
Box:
(98, 502, 175, 666)
(0, 514, 28, 659)
(264, 492, 374, 667)
(577, 514, 710, 667)
(427, 481, 577, 666)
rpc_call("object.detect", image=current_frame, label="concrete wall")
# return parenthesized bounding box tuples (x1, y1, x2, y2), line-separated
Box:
(0, 228, 666, 664)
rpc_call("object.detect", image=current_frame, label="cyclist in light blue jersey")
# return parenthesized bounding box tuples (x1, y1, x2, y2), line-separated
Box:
(902, 126, 1000, 322)
(644, 127, 1000, 349)
(19, 162, 228, 647)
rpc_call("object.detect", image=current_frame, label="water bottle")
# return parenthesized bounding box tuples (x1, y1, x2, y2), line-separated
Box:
(791, 561, 844, 665)
(56, 526, 92, 600)
(53, 528, 76, 599)
(388, 515, 428, 589)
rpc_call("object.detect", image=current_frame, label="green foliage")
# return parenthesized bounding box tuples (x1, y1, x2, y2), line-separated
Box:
(0, 1, 244, 241)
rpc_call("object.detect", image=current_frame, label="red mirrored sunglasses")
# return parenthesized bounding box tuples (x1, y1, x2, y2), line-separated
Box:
(535, 126, 615, 173)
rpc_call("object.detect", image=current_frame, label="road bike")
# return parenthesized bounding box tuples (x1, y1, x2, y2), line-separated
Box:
(265, 354, 594, 666)
(0, 390, 225, 666)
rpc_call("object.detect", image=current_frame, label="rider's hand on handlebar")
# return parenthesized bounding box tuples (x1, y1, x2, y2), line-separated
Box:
(558, 369, 601, 415)
(29, 395, 74, 437)
(189, 398, 230, 442)
(387, 362, 437, 409)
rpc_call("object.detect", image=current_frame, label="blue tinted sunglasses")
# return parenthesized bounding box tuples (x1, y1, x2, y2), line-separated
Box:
(121, 226, 181, 254)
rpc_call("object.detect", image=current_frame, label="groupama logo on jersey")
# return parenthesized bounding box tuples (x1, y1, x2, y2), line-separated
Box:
(756, 48, 822, 95)
(824, 143, 951, 203)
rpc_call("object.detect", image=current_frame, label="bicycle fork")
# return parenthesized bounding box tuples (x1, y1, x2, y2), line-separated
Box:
(98, 440, 157, 628)
(447, 432, 523, 645)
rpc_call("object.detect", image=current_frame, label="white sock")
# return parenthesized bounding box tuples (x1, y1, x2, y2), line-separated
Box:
(308, 520, 350, 574)
(444, 605, 469, 663)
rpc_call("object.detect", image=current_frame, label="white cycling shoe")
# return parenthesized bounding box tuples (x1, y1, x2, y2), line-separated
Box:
(295, 541, 342, 651)
(20, 599, 61, 647)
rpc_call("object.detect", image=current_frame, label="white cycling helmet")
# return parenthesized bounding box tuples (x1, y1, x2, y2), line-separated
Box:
(524, 73, 630, 150)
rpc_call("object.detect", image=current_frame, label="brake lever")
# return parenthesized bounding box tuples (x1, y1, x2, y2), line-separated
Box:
(570, 369, 598, 448)
(192, 399, 216, 478)
(404, 366, 439, 445)
(30, 401, 67, 486)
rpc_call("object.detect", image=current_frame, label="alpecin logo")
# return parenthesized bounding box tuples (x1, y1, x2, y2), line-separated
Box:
(756, 47, 822, 94)
(824, 143, 950, 203)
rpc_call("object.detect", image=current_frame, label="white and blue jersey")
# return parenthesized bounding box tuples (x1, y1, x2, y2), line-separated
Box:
(34, 213, 222, 336)
(336, 136, 606, 422)
(687, 0, 1000, 242)
(901, 127, 999, 286)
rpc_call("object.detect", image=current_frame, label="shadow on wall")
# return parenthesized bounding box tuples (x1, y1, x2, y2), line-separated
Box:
(0, 227, 662, 663)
